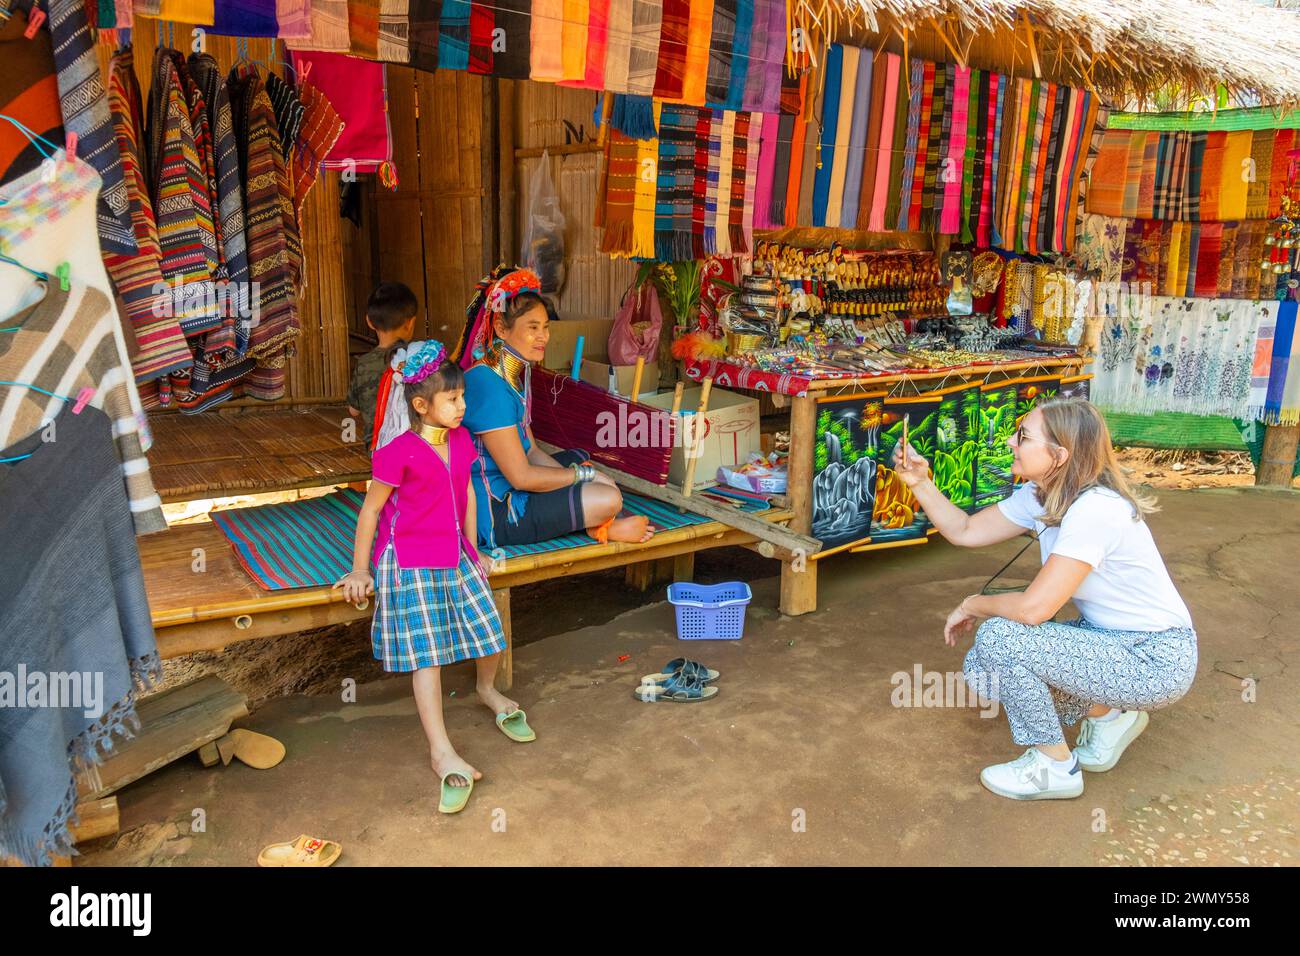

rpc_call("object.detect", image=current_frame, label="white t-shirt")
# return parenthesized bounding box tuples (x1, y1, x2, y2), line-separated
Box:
(997, 483, 1193, 632)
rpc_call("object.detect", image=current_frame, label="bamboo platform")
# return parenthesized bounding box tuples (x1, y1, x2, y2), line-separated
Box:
(141, 505, 793, 686)
(146, 405, 371, 503)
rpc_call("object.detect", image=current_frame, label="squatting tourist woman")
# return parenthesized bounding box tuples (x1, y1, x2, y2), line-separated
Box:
(891, 398, 1197, 801)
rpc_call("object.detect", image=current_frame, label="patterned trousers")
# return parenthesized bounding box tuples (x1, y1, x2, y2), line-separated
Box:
(963, 617, 1198, 746)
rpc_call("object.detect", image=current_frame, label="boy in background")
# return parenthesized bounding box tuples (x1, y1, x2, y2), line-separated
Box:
(347, 282, 419, 447)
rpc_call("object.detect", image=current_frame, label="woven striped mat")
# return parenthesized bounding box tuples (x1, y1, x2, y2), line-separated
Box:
(210, 487, 770, 591)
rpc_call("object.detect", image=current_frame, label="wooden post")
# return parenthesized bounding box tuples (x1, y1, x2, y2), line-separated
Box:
(780, 393, 819, 616)
(630, 355, 646, 402)
(492, 587, 513, 691)
(681, 377, 713, 498)
(672, 552, 695, 582)
(1255, 424, 1299, 488)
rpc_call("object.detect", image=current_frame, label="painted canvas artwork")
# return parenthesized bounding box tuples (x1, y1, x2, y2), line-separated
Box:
(932, 386, 982, 512)
(974, 383, 1019, 510)
(1017, 376, 1061, 421)
(1059, 376, 1092, 401)
(812, 396, 883, 550)
(872, 395, 940, 542)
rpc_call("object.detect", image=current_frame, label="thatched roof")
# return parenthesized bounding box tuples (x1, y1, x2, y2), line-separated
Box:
(808, 0, 1300, 107)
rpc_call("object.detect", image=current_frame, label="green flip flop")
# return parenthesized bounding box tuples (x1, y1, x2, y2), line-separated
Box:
(496, 709, 536, 743)
(438, 770, 474, 814)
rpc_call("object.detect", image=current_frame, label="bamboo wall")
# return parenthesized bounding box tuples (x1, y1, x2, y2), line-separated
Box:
(511, 82, 637, 323)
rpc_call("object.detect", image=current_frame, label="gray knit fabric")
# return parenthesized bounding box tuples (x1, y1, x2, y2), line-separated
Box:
(0, 406, 160, 866)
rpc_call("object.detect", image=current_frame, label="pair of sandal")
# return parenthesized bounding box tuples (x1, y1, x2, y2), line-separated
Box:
(634, 658, 720, 702)
(438, 709, 537, 814)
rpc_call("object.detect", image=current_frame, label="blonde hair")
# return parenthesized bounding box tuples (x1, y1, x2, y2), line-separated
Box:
(1032, 397, 1157, 527)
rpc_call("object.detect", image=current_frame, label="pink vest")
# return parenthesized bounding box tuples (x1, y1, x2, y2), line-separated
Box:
(371, 427, 480, 569)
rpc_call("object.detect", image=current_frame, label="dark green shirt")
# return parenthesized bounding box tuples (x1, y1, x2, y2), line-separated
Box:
(346, 346, 389, 446)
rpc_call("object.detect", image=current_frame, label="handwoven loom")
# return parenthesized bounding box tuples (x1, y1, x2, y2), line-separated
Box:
(529, 366, 676, 485)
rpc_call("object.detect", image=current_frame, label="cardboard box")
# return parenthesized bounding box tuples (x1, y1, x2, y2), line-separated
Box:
(577, 359, 661, 402)
(543, 318, 614, 368)
(643, 386, 761, 491)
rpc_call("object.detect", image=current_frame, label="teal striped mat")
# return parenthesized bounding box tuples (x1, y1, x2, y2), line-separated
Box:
(211, 487, 769, 591)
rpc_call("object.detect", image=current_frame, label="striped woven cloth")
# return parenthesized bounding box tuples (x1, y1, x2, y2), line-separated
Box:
(211, 488, 770, 590)
(103, 46, 193, 386)
(48, 0, 136, 255)
(292, 78, 344, 219)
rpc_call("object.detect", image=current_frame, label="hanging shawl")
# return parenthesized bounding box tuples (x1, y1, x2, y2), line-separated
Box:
(937, 65, 970, 235)
(741, 111, 760, 250)
(190, 52, 252, 347)
(678, 0, 713, 106)
(920, 62, 945, 233)
(467, 0, 493, 74)
(713, 109, 734, 255)
(722, 0, 752, 111)
(1218, 130, 1252, 221)
(704, 109, 721, 252)
(855, 49, 886, 231)
(740, 0, 773, 112)
(286, 0, 352, 52)
(704, 0, 735, 108)
(691, 107, 711, 256)
(728, 110, 751, 253)
(626, 0, 662, 95)
(439, 0, 471, 70)
(867, 52, 900, 233)
(0, 9, 64, 187)
(290, 51, 392, 173)
(1245, 129, 1274, 220)
(654, 103, 696, 261)
(1268, 128, 1293, 218)
(46, 0, 134, 255)
(265, 72, 305, 161)
(598, 129, 638, 255)
(652, 0, 690, 99)
(146, 49, 220, 339)
(209, 0, 278, 35)
(823, 45, 858, 228)
(561, 0, 590, 81)
(752, 111, 777, 229)
(781, 71, 809, 228)
(276, 0, 312, 38)
(348, 0, 381, 58)
(838, 47, 871, 230)
(408, 0, 442, 72)
(103, 46, 193, 385)
(603, 0, 633, 92)
(292, 77, 344, 218)
(378, 0, 412, 63)
(156, 0, 215, 20)
(811, 43, 843, 227)
(228, 64, 300, 399)
(895, 57, 922, 232)
(562, 0, 608, 89)
(768, 68, 802, 225)
(795, 71, 820, 228)
(631, 104, 660, 257)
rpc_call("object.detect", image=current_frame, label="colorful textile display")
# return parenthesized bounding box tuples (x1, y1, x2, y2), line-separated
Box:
(1091, 295, 1278, 421)
(1087, 125, 1295, 222)
(289, 51, 392, 172)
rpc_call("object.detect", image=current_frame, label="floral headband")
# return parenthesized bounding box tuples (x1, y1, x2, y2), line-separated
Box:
(401, 340, 447, 384)
(486, 268, 542, 313)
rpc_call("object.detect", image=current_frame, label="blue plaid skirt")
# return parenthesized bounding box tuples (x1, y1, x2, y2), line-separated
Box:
(371, 542, 507, 671)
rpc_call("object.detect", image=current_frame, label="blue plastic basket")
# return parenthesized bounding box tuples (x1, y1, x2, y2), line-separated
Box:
(667, 582, 753, 640)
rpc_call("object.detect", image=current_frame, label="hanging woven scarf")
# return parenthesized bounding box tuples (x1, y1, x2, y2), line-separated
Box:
(626, 0, 662, 95)
(276, 0, 312, 38)
(1269, 129, 1294, 218)
(654, 103, 695, 261)
(630, 103, 660, 257)
(598, 129, 638, 255)
(562, 0, 608, 89)
(704, 0, 736, 108)
(729, 110, 751, 253)
(677, 0, 713, 106)
(767, 69, 800, 225)
(1218, 130, 1252, 221)
(932, 63, 954, 229)
(704, 109, 721, 252)
(741, 111, 761, 250)
(884, 55, 911, 233)
(896, 57, 923, 232)
(920, 62, 945, 233)
(839, 47, 872, 231)
(291, 52, 393, 173)
(603, 0, 634, 93)
(103, 46, 192, 385)
(783, 72, 810, 228)
(348, 0, 381, 58)
(692, 106, 712, 255)
(47, 0, 134, 256)
(292, 78, 344, 219)
(209, 0, 278, 35)
(437, 0, 470, 70)
(1246, 129, 1274, 220)
(561, 0, 590, 81)
(1034, 84, 1065, 253)
(286, 0, 351, 53)
(824, 45, 859, 229)
(653, 0, 690, 100)
(811, 43, 843, 227)
(753, 110, 777, 229)
(722, 0, 752, 111)
(715, 109, 735, 254)
(376, 1, 411, 63)
(939, 65, 970, 235)
(265, 72, 305, 162)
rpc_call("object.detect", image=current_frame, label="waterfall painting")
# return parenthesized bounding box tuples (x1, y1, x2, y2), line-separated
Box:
(872, 395, 942, 542)
(812, 395, 884, 550)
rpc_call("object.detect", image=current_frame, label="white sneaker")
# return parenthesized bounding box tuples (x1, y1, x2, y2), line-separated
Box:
(979, 748, 1085, 800)
(1074, 710, 1149, 772)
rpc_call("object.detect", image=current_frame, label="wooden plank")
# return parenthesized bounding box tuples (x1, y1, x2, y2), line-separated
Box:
(787, 393, 816, 536)
(76, 676, 249, 799)
(780, 558, 819, 617)
(492, 588, 512, 692)
(70, 797, 120, 845)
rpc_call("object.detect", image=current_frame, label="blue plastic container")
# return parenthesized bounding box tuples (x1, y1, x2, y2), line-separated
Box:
(667, 582, 753, 640)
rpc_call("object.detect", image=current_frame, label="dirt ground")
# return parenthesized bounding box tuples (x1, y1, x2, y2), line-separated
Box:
(79, 483, 1300, 867)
